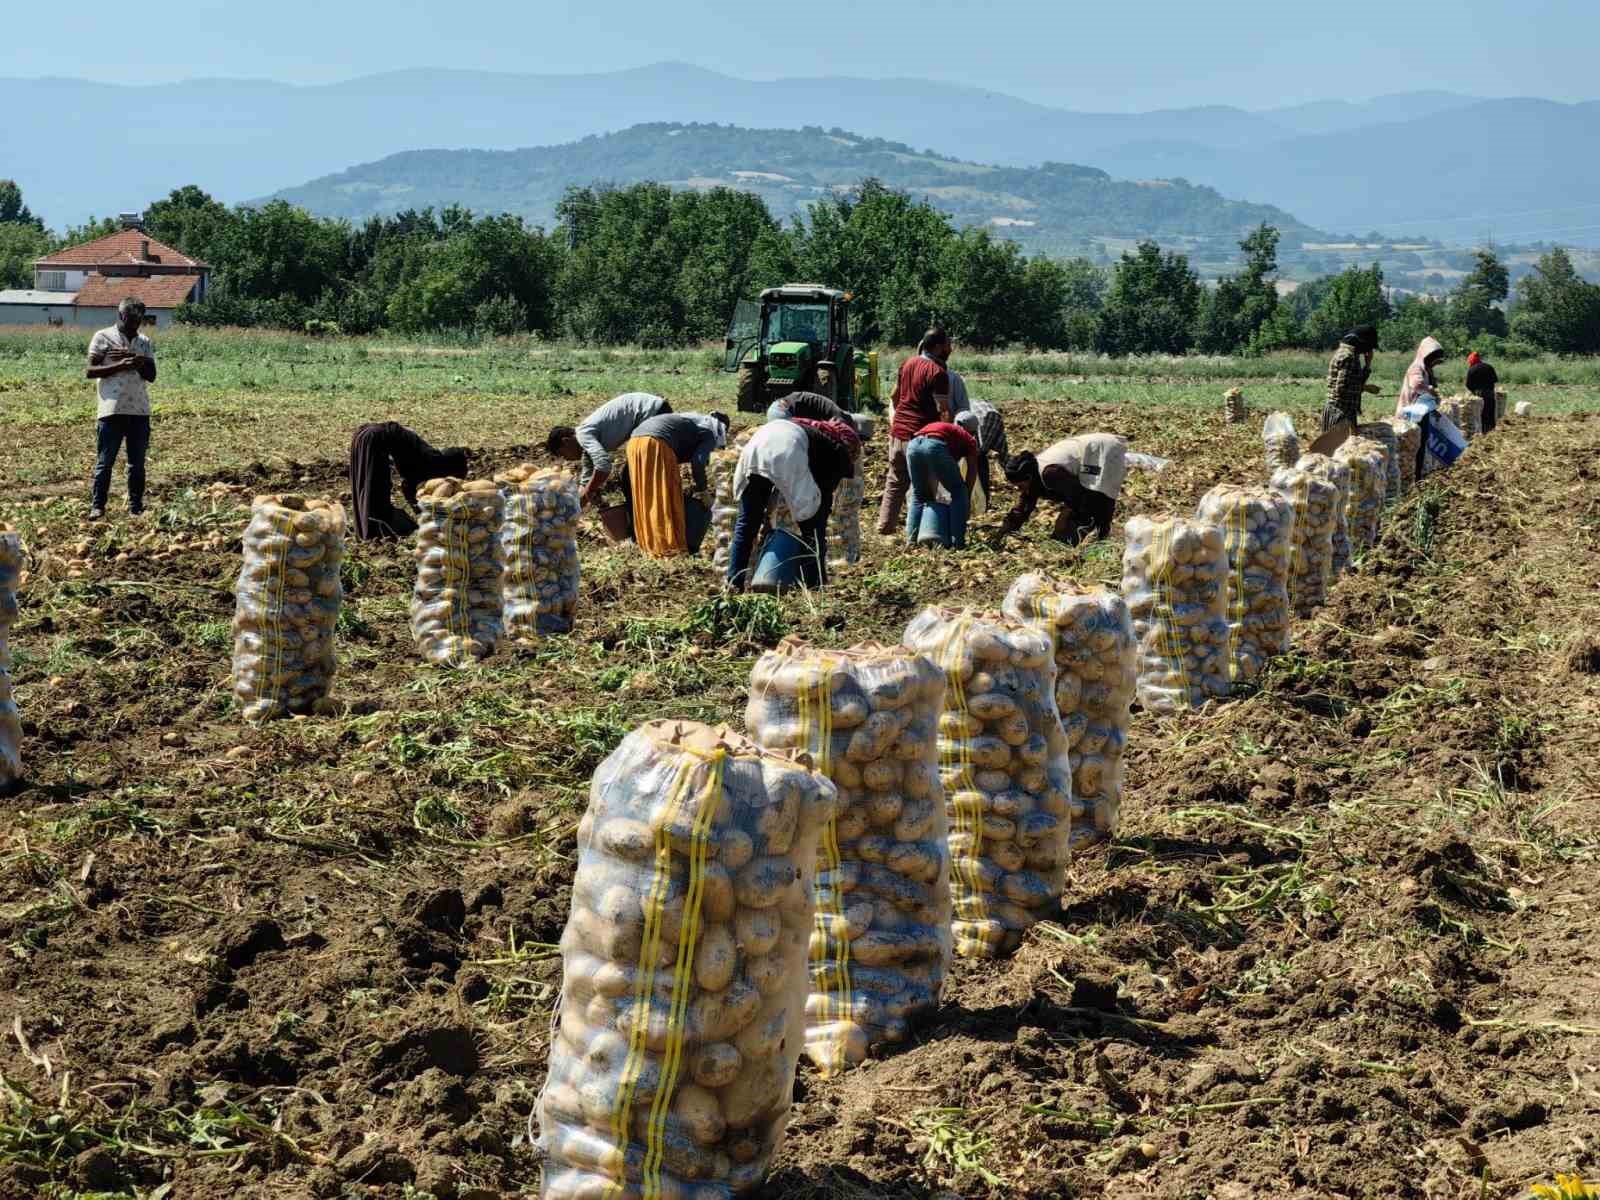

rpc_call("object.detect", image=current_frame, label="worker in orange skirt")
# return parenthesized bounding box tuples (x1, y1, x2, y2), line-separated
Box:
(625, 412, 729, 557)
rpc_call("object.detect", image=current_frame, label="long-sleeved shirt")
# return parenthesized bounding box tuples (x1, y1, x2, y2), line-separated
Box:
(1324, 343, 1370, 425)
(954, 398, 1008, 460)
(798, 421, 857, 494)
(631, 413, 724, 490)
(1465, 360, 1498, 401)
(575, 393, 671, 487)
(1005, 434, 1127, 531)
(774, 391, 847, 424)
(735, 420, 821, 522)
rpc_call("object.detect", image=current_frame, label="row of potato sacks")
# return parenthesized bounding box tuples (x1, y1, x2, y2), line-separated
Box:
(231, 495, 345, 722)
(538, 720, 838, 1200)
(0, 526, 21, 786)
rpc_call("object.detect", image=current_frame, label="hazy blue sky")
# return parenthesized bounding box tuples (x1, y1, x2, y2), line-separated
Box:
(2, 0, 1592, 109)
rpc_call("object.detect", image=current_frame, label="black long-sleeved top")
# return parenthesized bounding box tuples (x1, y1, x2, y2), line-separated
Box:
(350, 421, 467, 539)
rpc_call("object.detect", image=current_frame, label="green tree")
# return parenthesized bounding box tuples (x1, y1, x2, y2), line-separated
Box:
(143, 185, 238, 265)
(932, 229, 1032, 349)
(1449, 248, 1509, 339)
(0, 221, 52, 289)
(0, 180, 42, 230)
(1094, 241, 1202, 356)
(1303, 264, 1390, 349)
(212, 200, 347, 307)
(1510, 247, 1600, 353)
(1194, 223, 1279, 354)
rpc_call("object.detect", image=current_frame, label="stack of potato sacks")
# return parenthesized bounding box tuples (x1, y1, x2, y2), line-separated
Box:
(1195, 486, 1294, 683)
(902, 608, 1073, 959)
(1384, 417, 1421, 496)
(1334, 438, 1388, 550)
(0, 527, 21, 786)
(411, 477, 505, 666)
(1001, 575, 1135, 851)
(745, 640, 950, 1074)
(1296, 454, 1353, 578)
(231, 495, 344, 722)
(1357, 422, 1402, 505)
(1269, 462, 1338, 617)
(498, 464, 580, 638)
(1121, 517, 1232, 713)
(1224, 387, 1248, 425)
(538, 720, 836, 1200)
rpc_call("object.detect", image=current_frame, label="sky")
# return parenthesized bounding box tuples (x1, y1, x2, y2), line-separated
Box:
(3, 0, 1594, 110)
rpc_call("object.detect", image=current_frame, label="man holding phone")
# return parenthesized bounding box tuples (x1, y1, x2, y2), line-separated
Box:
(85, 297, 157, 519)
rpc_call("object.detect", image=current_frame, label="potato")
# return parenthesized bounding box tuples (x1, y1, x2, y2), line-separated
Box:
(692, 1041, 742, 1089)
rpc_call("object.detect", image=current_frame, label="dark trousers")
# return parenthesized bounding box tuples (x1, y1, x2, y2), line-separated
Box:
(92, 415, 150, 512)
(727, 476, 831, 590)
(1053, 485, 1115, 545)
(348, 424, 416, 539)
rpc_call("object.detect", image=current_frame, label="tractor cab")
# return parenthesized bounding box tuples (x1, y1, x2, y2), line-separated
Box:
(724, 284, 880, 413)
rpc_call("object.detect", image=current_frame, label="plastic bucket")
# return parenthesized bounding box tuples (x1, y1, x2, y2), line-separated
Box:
(598, 502, 632, 543)
(749, 528, 822, 593)
(684, 495, 712, 555)
(916, 503, 951, 547)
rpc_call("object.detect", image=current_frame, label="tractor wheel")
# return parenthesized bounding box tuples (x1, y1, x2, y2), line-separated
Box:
(814, 364, 836, 401)
(736, 362, 766, 413)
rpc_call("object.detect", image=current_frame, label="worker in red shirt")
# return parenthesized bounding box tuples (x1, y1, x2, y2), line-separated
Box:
(876, 327, 954, 534)
(906, 419, 979, 549)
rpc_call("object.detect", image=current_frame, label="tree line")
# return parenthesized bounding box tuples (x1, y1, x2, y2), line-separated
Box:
(4, 178, 1598, 356)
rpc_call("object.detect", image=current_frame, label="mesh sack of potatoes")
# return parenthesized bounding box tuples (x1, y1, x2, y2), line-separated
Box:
(1384, 418, 1421, 497)
(537, 719, 837, 1200)
(1269, 463, 1337, 617)
(1001, 574, 1135, 851)
(1495, 389, 1507, 424)
(827, 472, 865, 567)
(1196, 486, 1294, 683)
(1334, 438, 1387, 550)
(1357, 422, 1402, 505)
(1223, 387, 1247, 425)
(708, 447, 744, 572)
(1296, 453, 1353, 578)
(411, 478, 505, 666)
(744, 639, 951, 1075)
(498, 464, 580, 638)
(902, 607, 1072, 960)
(1121, 516, 1232, 714)
(1262, 412, 1300, 473)
(1438, 397, 1471, 446)
(0, 527, 21, 784)
(231, 495, 345, 723)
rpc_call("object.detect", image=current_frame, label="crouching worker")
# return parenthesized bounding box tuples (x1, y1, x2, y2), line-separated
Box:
(545, 392, 672, 513)
(349, 422, 468, 539)
(727, 417, 860, 591)
(626, 412, 729, 558)
(1001, 433, 1127, 545)
(906, 420, 979, 549)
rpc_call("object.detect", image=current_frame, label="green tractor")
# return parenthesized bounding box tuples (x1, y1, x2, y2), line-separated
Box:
(724, 284, 881, 414)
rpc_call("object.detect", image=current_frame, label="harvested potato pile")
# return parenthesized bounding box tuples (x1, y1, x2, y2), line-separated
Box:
(1357, 422, 1401, 505)
(745, 640, 950, 1074)
(1121, 517, 1232, 713)
(1297, 453, 1353, 578)
(902, 608, 1072, 959)
(497, 464, 580, 638)
(411, 477, 505, 666)
(1224, 387, 1247, 425)
(1269, 463, 1337, 617)
(538, 720, 836, 1200)
(231, 495, 344, 723)
(1195, 485, 1294, 683)
(1002, 574, 1135, 850)
(0, 526, 21, 785)
(1384, 418, 1421, 496)
(1334, 437, 1388, 550)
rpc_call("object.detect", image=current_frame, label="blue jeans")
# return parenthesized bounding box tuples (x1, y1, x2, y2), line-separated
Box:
(727, 475, 831, 590)
(905, 437, 968, 548)
(92, 415, 150, 511)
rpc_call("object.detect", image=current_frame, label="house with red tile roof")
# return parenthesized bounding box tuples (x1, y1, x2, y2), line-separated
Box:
(0, 215, 210, 328)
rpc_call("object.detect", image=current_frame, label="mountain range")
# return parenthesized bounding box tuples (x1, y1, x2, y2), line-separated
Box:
(264, 123, 1325, 253)
(4, 64, 1597, 245)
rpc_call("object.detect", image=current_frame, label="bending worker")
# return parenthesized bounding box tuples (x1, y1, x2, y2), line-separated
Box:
(545, 392, 671, 512)
(1001, 433, 1127, 545)
(727, 417, 860, 591)
(348, 422, 468, 539)
(953, 398, 1008, 499)
(625, 411, 729, 558)
(876, 328, 953, 534)
(906, 419, 980, 549)
(1322, 324, 1381, 431)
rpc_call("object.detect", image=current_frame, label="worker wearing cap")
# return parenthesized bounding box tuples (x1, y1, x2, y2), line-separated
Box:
(1001, 434, 1127, 545)
(1322, 324, 1381, 432)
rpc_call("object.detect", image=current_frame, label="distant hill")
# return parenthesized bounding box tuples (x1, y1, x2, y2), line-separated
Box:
(262, 122, 1326, 251)
(3, 66, 1593, 243)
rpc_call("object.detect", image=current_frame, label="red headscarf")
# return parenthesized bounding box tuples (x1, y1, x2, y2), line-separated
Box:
(793, 417, 862, 460)
(1467, 351, 1481, 366)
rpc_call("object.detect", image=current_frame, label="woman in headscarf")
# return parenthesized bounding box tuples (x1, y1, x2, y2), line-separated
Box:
(625, 411, 729, 558)
(1321, 324, 1380, 431)
(1397, 336, 1448, 478)
(348, 422, 468, 539)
